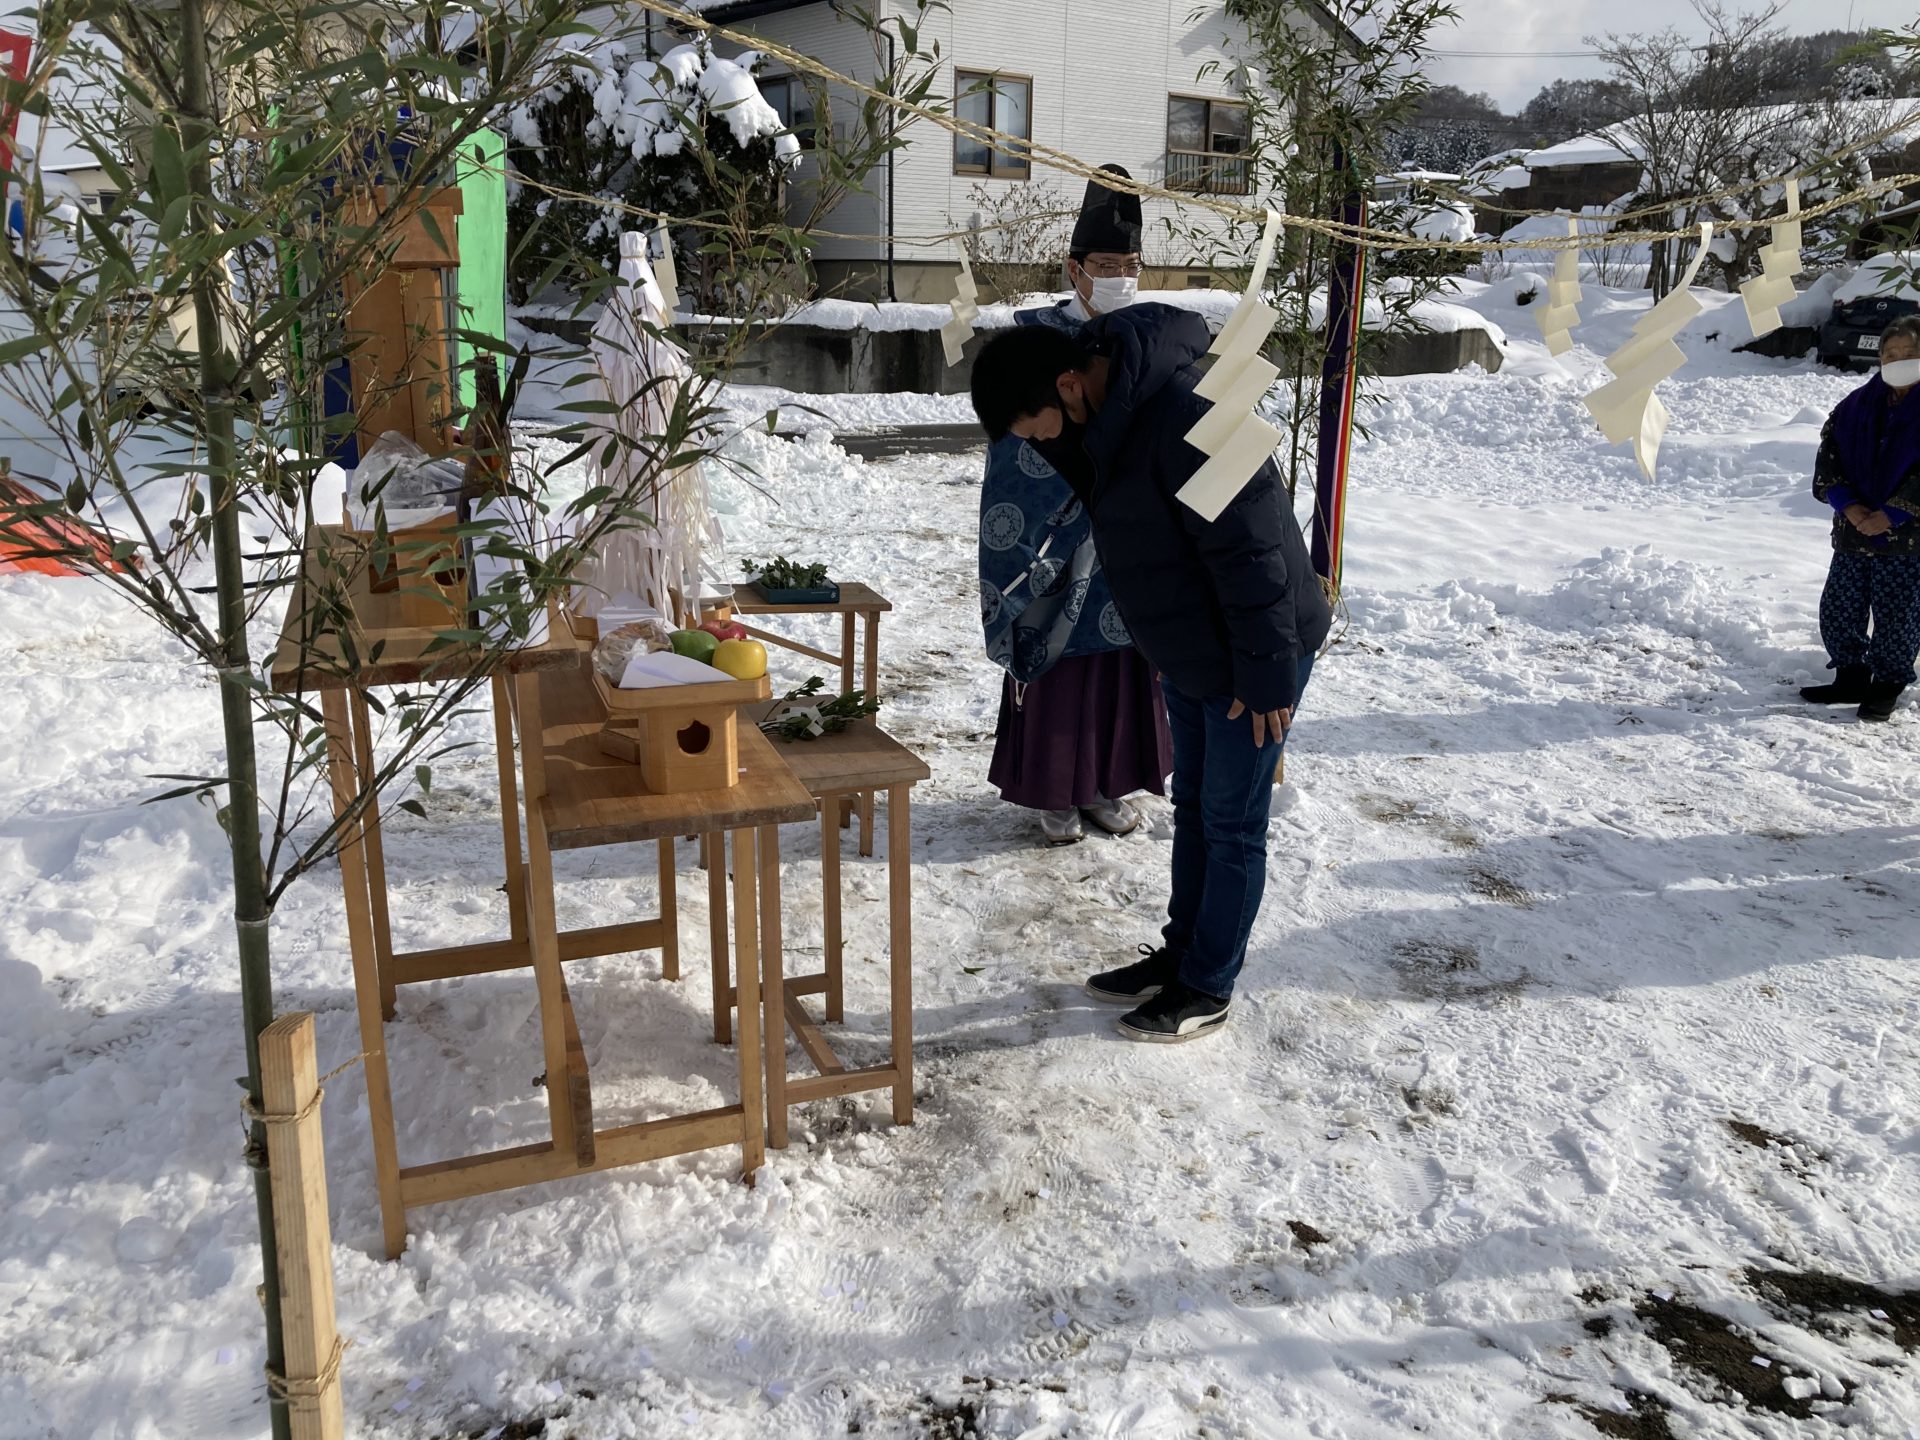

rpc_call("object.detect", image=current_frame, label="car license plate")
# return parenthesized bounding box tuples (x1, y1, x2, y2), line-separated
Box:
(1862, 335, 1881, 351)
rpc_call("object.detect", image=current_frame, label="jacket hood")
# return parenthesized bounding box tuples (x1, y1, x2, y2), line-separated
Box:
(1081, 303, 1214, 467)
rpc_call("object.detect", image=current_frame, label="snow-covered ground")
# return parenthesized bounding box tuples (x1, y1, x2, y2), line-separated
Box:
(5, 278, 1920, 1439)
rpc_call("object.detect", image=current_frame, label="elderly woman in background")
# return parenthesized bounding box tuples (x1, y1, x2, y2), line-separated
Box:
(1804, 315, 1920, 723)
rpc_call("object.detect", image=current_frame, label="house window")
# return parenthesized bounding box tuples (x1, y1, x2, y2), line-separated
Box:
(760, 75, 816, 149)
(953, 70, 1031, 179)
(1167, 95, 1250, 195)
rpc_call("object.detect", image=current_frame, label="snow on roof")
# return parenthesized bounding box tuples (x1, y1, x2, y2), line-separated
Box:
(1522, 98, 1920, 171)
(1526, 132, 1638, 169)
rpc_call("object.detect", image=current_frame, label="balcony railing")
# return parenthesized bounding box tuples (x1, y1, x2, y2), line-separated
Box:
(1166, 150, 1251, 196)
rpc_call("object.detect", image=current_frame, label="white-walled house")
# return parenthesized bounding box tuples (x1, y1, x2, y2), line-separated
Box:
(691, 0, 1349, 301)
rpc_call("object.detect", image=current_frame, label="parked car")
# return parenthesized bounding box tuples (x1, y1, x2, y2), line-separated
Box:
(1818, 252, 1920, 369)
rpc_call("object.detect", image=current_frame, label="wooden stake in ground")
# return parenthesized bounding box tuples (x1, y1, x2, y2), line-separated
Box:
(260, 1014, 346, 1440)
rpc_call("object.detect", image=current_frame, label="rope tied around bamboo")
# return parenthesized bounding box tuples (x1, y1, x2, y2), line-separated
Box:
(264, 1335, 352, 1413)
(241, 1051, 369, 1131)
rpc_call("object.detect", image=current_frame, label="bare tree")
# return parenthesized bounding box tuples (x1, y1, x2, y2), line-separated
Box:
(1593, 0, 1807, 296)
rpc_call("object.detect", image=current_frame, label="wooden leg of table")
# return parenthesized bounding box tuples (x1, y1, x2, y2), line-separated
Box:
(320, 689, 406, 1259)
(821, 800, 844, 1024)
(658, 838, 680, 982)
(349, 691, 399, 1021)
(839, 611, 856, 698)
(760, 823, 788, 1150)
(888, 785, 914, 1127)
(708, 829, 731, 1044)
(861, 612, 881, 856)
(514, 673, 578, 1163)
(698, 831, 711, 873)
(492, 673, 528, 945)
(840, 794, 852, 832)
(863, 610, 880, 704)
(730, 828, 765, 1180)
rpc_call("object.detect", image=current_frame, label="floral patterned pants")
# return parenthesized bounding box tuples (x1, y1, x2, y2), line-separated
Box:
(1820, 551, 1920, 687)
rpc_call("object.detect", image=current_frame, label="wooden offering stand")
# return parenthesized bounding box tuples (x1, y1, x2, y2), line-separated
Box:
(724, 581, 894, 856)
(341, 186, 466, 461)
(591, 667, 771, 793)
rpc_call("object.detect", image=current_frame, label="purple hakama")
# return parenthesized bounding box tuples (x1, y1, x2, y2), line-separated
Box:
(988, 649, 1172, 810)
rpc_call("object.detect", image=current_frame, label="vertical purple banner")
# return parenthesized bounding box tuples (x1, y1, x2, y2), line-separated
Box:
(1312, 147, 1367, 589)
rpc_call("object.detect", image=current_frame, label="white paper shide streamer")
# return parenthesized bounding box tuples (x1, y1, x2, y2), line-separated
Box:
(572, 229, 721, 628)
(1740, 180, 1803, 339)
(1536, 218, 1583, 357)
(651, 221, 680, 317)
(942, 250, 980, 366)
(1176, 208, 1286, 523)
(1582, 222, 1713, 481)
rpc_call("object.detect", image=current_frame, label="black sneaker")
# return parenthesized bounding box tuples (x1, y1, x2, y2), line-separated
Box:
(1085, 944, 1179, 1005)
(1117, 980, 1231, 1044)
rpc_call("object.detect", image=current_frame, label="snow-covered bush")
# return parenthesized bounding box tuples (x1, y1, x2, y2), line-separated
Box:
(506, 41, 802, 310)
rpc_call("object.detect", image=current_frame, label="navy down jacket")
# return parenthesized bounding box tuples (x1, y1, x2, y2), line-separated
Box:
(1065, 303, 1332, 713)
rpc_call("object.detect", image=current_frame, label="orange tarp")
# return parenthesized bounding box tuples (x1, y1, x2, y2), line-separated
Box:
(0, 475, 122, 576)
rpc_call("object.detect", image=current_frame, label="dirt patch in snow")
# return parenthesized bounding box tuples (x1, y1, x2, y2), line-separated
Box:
(1634, 1294, 1819, 1418)
(1546, 1390, 1677, 1439)
(1745, 1265, 1920, 1354)
(1390, 938, 1533, 1001)
(1356, 792, 1481, 850)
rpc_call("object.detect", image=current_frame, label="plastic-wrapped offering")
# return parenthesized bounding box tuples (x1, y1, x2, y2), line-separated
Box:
(592, 618, 674, 684)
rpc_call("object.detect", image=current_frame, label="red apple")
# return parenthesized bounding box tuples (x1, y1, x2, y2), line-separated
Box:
(700, 619, 747, 642)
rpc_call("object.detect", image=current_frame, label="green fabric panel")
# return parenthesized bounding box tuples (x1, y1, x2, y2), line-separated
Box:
(455, 128, 508, 411)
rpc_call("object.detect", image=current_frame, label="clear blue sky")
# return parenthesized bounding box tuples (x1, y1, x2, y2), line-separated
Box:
(1430, 0, 1918, 109)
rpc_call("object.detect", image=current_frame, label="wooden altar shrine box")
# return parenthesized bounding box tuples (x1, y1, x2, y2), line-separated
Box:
(591, 670, 772, 794)
(341, 187, 465, 460)
(341, 509, 466, 626)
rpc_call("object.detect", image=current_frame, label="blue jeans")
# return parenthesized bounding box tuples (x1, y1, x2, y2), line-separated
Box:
(1161, 653, 1316, 1000)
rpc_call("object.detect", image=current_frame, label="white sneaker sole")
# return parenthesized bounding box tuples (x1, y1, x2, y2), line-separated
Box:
(1084, 979, 1163, 1005)
(1116, 1011, 1230, 1044)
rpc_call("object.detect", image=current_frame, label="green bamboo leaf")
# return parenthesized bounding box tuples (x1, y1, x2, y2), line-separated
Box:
(0, 333, 50, 365)
(149, 124, 189, 206)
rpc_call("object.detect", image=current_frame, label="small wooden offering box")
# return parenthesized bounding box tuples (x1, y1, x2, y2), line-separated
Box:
(591, 668, 771, 794)
(337, 513, 467, 627)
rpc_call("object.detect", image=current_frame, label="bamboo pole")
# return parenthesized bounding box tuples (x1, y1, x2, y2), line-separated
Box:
(259, 1014, 346, 1440)
(178, 0, 289, 1432)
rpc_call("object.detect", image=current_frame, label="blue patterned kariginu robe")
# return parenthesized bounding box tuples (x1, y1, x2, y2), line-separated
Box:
(978, 433, 1132, 683)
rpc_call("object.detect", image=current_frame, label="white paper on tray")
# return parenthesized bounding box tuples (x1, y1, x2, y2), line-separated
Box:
(616, 651, 733, 689)
(345, 499, 455, 531)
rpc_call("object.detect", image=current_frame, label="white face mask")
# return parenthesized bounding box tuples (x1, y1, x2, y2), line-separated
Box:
(1881, 357, 1920, 389)
(1081, 274, 1138, 314)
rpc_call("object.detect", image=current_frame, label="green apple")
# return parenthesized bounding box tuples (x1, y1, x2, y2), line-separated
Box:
(669, 628, 720, 662)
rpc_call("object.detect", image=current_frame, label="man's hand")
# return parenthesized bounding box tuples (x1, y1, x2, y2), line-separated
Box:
(1227, 699, 1293, 748)
(1859, 508, 1896, 537)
